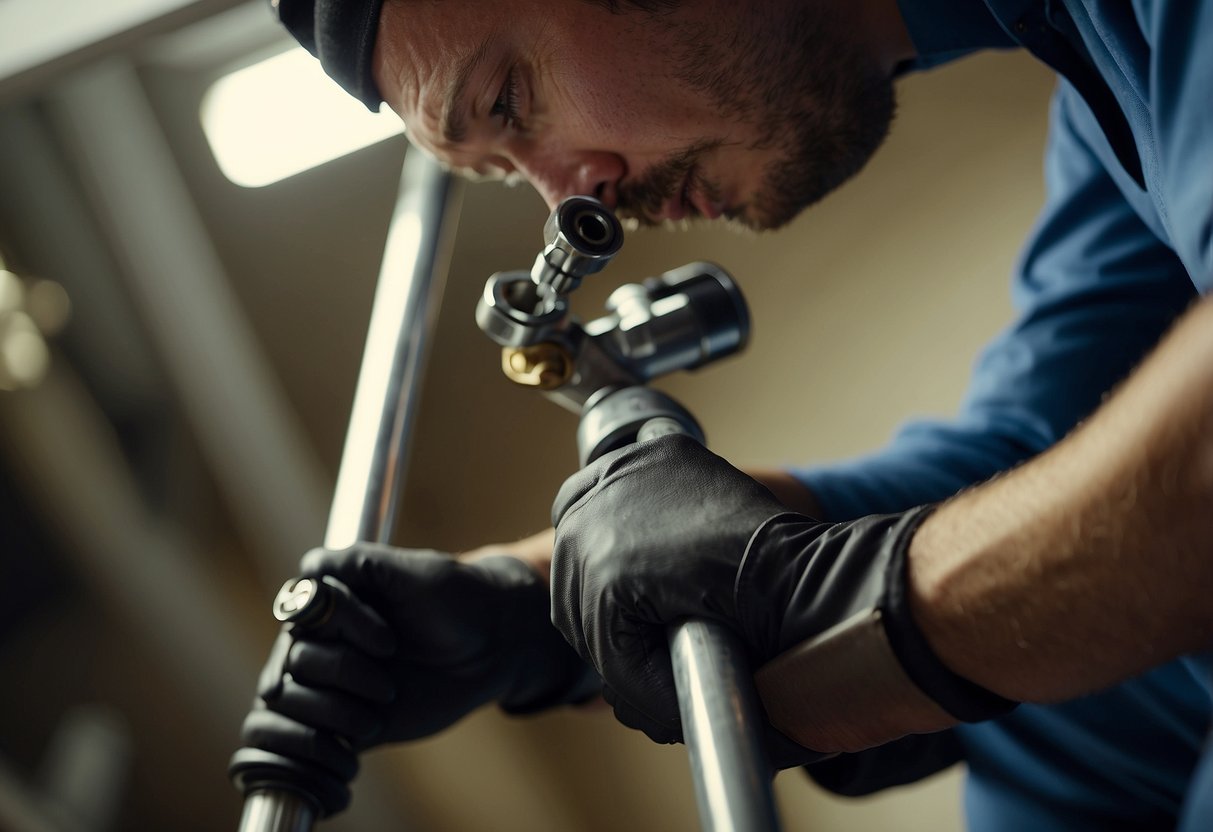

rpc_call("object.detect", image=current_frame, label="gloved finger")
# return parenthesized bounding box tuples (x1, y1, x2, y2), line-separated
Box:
(551, 440, 655, 529)
(300, 546, 449, 600)
(550, 436, 706, 527)
(551, 463, 601, 527)
(582, 596, 684, 741)
(285, 640, 396, 705)
(257, 627, 294, 701)
(294, 576, 395, 659)
(240, 707, 359, 782)
(603, 684, 682, 745)
(270, 674, 384, 744)
(549, 528, 591, 667)
(386, 660, 506, 741)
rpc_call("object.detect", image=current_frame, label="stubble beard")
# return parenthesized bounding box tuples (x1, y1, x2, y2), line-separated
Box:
(620, 3, 897, 232)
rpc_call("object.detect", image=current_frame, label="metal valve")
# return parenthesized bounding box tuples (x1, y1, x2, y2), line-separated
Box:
(475, 196, 750, 416)
(531, 195, 624, 304)
(476, 195, 624, 347)
(591, 262, 750, 380)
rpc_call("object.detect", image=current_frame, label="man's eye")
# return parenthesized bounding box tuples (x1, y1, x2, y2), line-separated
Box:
(490, 69, 522, 129)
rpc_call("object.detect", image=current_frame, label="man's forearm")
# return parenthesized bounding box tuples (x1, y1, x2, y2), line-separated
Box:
(460, 528, 555, 582)
(909, 294, 1213, 703)
(746, 467, 825, 518)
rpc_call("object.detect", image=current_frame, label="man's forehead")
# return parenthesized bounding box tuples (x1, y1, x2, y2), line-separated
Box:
(440, 38, 492, 144)
(374, 3, 498, 144)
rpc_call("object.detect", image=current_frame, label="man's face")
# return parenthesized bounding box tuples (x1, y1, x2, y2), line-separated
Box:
(373, 0, 896, 231)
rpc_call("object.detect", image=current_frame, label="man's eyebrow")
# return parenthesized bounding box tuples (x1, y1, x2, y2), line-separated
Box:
(441, 38, 493, 144)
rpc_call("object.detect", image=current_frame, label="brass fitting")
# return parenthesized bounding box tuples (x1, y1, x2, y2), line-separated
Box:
(502, 342, 573, 390)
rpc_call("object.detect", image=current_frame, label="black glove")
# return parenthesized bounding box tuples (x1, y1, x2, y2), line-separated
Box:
(240, 545, 600, 788)
(550, 434, 1014, 766)
(803, 731, 964, 796)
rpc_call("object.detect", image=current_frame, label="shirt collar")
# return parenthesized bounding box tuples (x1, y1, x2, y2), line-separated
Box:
(895, 0, 1016, 72)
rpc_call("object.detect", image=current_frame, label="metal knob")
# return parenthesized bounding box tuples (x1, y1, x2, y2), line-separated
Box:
(272, 577, 335, 628)
(531, 196, 623, 301)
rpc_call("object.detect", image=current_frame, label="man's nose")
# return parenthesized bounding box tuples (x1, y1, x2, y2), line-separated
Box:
(516, 151, 625, 210)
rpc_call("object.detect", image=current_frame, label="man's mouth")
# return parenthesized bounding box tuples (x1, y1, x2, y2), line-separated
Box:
(691, 179, 724, 221)
(656, 166, 724, 223)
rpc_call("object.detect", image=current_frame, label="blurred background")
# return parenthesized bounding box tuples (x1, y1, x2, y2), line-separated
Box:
(0, 2, 1056, 830)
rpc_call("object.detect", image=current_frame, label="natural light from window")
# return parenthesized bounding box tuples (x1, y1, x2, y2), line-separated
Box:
(200, 47, 403, 188)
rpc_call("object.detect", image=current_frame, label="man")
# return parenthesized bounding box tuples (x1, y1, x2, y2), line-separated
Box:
(239, 0, 1213, 828)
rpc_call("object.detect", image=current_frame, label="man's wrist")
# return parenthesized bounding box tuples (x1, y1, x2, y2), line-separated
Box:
(882, 507, 1017, 722)
(744, 467, 825, 518)
(745, 507, 1014, 755)
(459, 528, 555, 583)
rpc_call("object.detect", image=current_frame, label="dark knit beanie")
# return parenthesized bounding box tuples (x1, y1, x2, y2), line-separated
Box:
(272, 0, 387, 111)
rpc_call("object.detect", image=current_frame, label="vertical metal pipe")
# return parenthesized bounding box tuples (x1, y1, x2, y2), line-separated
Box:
(669, 621, 782, 832)
(324, 150, 458, 550)
(635, 419, 781, 832)
(236, 150, 459, 830)
(238, 792, 316, 832)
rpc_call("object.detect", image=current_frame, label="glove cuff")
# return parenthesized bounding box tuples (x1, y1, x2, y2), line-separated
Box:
(880, 507, 1017, 724)
(745, 505, 1014, 755)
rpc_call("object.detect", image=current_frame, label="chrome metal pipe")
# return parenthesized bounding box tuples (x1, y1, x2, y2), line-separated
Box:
(239, 791, 317, 832)
(325, 151, 459, 550)
(669, 621, 782, 832)
(633, 419, 781, 832)
(236, 150, 459, 830)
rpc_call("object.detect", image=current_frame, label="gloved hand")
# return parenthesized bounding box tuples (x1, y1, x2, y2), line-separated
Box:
(550, 435, 1014, 766)
(240, 545, 600, 788)
(803, 730, 964, 795)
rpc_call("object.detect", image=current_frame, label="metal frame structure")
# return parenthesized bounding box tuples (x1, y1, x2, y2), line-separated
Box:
(47, 57, 331, 584)
(0, 0, 245, 102)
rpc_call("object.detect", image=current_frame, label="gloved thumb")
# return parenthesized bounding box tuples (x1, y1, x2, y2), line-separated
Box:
(603, 684, 683, 745)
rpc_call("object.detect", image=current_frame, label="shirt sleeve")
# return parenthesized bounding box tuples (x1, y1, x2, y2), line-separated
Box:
(793, 84, 1197, 522)
(1147, 0, 1213, 289)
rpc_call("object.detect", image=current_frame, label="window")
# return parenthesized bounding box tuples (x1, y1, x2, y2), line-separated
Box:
(201, 47, 403, 187)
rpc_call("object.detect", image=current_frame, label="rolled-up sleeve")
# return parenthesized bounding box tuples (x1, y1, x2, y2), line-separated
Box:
(793, 85, 1197, 521)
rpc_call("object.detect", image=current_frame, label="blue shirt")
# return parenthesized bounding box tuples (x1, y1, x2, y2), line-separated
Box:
(790, 0, 1213, 828)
